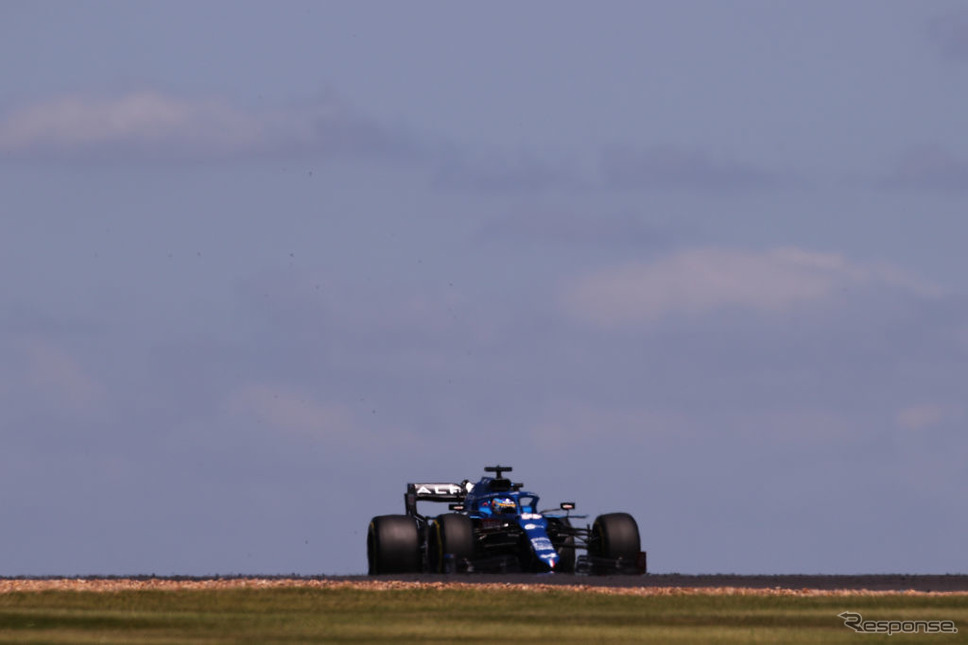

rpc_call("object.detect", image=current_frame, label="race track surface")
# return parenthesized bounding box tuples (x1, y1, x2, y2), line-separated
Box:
(369, 573, 968, 592)
(2, 574, 967, 594)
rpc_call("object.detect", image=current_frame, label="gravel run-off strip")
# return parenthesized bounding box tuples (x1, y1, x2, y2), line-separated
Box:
(1, 577, 967, 596)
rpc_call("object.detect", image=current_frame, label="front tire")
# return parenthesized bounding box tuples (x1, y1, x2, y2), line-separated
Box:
(429, 513, 474, 573)
(590, 512, 640, 562)
(367, 515, 420, 574)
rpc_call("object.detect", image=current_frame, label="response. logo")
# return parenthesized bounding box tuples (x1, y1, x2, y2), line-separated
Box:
(838, 611, 958, 636)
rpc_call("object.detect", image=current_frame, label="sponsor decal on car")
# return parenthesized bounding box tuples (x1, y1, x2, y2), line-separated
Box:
(530, 537, 554, 551)
(414, 484, 462, 496)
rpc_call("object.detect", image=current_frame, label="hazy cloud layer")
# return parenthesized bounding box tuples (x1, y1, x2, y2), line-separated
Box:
(20, 337, 106, 413)
(600, 145, 781, 192)
(896, 402, 964, 431)
(433, 150, 587, 194)
(882, 144, 968, 191)
(563, 247, 941, 327)
(0, 90, 815, 194)
(223, 383, 420, 451)
(0, 91, 416, 162)
(530, 404, 864, 453)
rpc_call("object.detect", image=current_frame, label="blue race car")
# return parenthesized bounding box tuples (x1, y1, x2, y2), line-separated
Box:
(367, 465, 645, 574)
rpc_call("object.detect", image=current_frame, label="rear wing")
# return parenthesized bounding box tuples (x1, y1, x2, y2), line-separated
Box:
(405, 482, 464, 517)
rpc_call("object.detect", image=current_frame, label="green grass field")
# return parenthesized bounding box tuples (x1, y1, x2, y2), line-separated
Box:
(0, 584, 964, 644)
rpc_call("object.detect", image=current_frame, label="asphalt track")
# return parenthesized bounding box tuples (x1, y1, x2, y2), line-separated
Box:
(3, 574, 967, 593)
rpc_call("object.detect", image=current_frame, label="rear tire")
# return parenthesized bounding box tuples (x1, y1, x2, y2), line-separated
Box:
(367, 515, 420, 574)
(429, 513, 474, 573)
(590, 512, 640, 562)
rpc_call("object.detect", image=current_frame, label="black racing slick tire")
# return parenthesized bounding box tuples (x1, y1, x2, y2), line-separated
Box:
(367, 515, 420, 575)
(429, 513, 474, 573)
(590, 512, 640, 562)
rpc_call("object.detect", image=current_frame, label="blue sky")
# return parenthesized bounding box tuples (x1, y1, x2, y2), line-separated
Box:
(1, 1, 967, 575)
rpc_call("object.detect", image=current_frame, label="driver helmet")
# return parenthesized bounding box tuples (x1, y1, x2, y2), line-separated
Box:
(491, 497, 516, 515)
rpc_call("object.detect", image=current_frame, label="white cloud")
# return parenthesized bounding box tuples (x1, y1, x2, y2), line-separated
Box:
(0, 92, 263, 153)
(225, 384, 356, 441)
(530, 404, 861, 451)
(0, 91, 412, 161)
(223, 383, 418, 450)
(20, 338, 105, 412)
(896, 403, 962, 431)
(562, 247, 941, 327)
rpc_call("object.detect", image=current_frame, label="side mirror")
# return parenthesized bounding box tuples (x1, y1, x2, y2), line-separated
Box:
(560, 502, 575, 511)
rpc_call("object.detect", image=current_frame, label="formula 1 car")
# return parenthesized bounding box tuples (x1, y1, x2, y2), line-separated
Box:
(367, 465, 645, 574)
